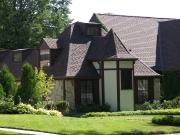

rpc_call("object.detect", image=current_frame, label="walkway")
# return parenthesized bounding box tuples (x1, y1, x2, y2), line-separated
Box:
(0, 127, 59, 135)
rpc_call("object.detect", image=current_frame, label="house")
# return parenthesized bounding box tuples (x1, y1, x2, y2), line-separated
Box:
(0, 49, 40, 81)
(41, 22, 161, 111)
(40, 38, 58, 67)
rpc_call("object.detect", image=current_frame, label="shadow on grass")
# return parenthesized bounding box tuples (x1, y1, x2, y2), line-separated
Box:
(60, 130, 166, 135)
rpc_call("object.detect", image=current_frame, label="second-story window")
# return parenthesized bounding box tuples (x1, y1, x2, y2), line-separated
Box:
(13, 51, 22, 63)
(87, 26, 100, 36)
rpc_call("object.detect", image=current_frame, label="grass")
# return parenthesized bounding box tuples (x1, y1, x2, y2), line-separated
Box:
(0, 115, 180, 135)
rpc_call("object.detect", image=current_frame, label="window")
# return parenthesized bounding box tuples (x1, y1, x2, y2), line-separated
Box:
(121, 69, 132, 89)
(80, 80, 93, 104)
(87, 26, 100, 36)
(138, 80, 148, 103)
(13, 51, 22, 62)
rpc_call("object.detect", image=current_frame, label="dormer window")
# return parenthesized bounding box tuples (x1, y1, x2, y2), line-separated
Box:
(13, 51, 22, 63)
(86, 26, 101, 36)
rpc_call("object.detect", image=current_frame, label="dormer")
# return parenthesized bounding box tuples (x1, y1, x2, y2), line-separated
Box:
(86, 23, 101, 36)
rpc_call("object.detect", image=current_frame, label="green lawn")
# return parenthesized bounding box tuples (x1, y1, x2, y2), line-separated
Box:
(0, 115, 180, 135)
(0, 130, 25, 135)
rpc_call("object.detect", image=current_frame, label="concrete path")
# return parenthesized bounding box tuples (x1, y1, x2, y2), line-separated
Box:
(0, 128, 59, 135)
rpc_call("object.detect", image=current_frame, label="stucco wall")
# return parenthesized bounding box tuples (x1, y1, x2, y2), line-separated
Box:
(50, 80, 75, 110)
(119, 61, 133, 68)
(120, 90, 134, 111)
(65, 80, 75, 110)
(104, 61, 117, 111)
(50, 80, 64, 101)
(104, 70, 117, 111)
(154, 78, 161, 100)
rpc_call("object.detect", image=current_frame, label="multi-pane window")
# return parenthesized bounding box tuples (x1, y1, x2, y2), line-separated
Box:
(121, 69, 132, 90)
(138, 80, 148, 103)
(87, 26, 100, 36)
(13, 51, 22, 62)
(80, 80, 93, 104)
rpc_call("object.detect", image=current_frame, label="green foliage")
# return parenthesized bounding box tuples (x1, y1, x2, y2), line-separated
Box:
(16, 103, 36, 114)
(0, 97, 17, 114)
(82, 108, 180, 117)
(18, 63, 36, 104)
(152, 115, 180, 126)
(136, 97, 180, 110)
(77, 104, 111, 113)
(162, 71, 180, 99)
(55, 101, 69, 114)
(34, 67, 54, 102)
(16, 103, 62, 116)
(0, 65, 17, 97)
(0, 0, 72, 49)
(0, 83, 5, 99)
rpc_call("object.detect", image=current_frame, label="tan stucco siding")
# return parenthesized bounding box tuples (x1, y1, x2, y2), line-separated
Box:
(154, 78, 161, 100)
(104, 61, 116, 68)
(65, 80, 75, 110)
(120, 90, 134, 111)
(104, 70, 117, 111)
(50, 80, 64, 101)
(119, 61, 133, 68)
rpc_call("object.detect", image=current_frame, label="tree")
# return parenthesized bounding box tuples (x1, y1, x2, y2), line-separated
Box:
(0, 83, 5, 99)
(0, 65, 17, 97)
(34, 67, 54, 102)
(0, 0, 72, 49)
(19, 63, 36, 104)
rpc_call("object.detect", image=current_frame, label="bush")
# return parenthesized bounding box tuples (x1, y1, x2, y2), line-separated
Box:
(77, 104, 111, 113)
(16, 103, 36, 114)
(56, 101, 69, 114)
(0, 97, 17, 114)
(16, 103, 62, 116)
(152, 115, 180, 126)
(0, 83, 5, 99)
(0, 65, 17, 97)
(135, 97, 180, 111)
(82, 108, 180, 117)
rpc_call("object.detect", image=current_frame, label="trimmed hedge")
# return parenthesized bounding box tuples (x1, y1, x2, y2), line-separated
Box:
(152, 115, 180, 126)
(82, 108, 180, 117)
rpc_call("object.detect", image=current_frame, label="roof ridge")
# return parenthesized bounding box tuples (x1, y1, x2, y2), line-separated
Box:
(95, 13, 177, 20)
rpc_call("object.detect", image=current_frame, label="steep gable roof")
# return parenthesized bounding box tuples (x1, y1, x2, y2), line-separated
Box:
(46, 22, 138, 78)
(90, 13, 175, 69)
(41, 38, 58, 49)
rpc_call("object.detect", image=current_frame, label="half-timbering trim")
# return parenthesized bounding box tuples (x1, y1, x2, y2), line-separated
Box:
(101, 61, 105, 104)
(63, 80, 66, 100)
(116, 61, 120, 111)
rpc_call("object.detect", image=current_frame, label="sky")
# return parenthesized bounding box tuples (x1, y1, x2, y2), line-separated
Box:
(69, 0, 180, 22)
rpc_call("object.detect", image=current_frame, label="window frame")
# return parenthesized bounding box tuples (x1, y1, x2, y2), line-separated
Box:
(12, 51, 22, 63)
(80, 80, 94, 105)
(137, 79, 149, 103)
(121, 69, 133, 90)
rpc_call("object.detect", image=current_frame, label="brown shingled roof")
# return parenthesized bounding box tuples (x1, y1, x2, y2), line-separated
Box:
(42, 38, 58, 49)
(46, 22, 138, 78)
(90, 13, 175, 68)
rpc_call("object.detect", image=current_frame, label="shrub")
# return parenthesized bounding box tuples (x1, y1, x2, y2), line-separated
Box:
(0, 83, 5, 99)
(136, 102, 152, 110)
(82, 108, 180, 117)
(152, 115, 180, 126)
(0, 65, 17, 97)
(77, 104, 111, 113)
(49, 110, 62, 117)
(55, 101, 69, 114)
(45, 101, 57, 110)
(0, 97, 17, 114)
(18, 63, 37, 104)
(16, 103, 36, 114)
(36, 108, 49, 115)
